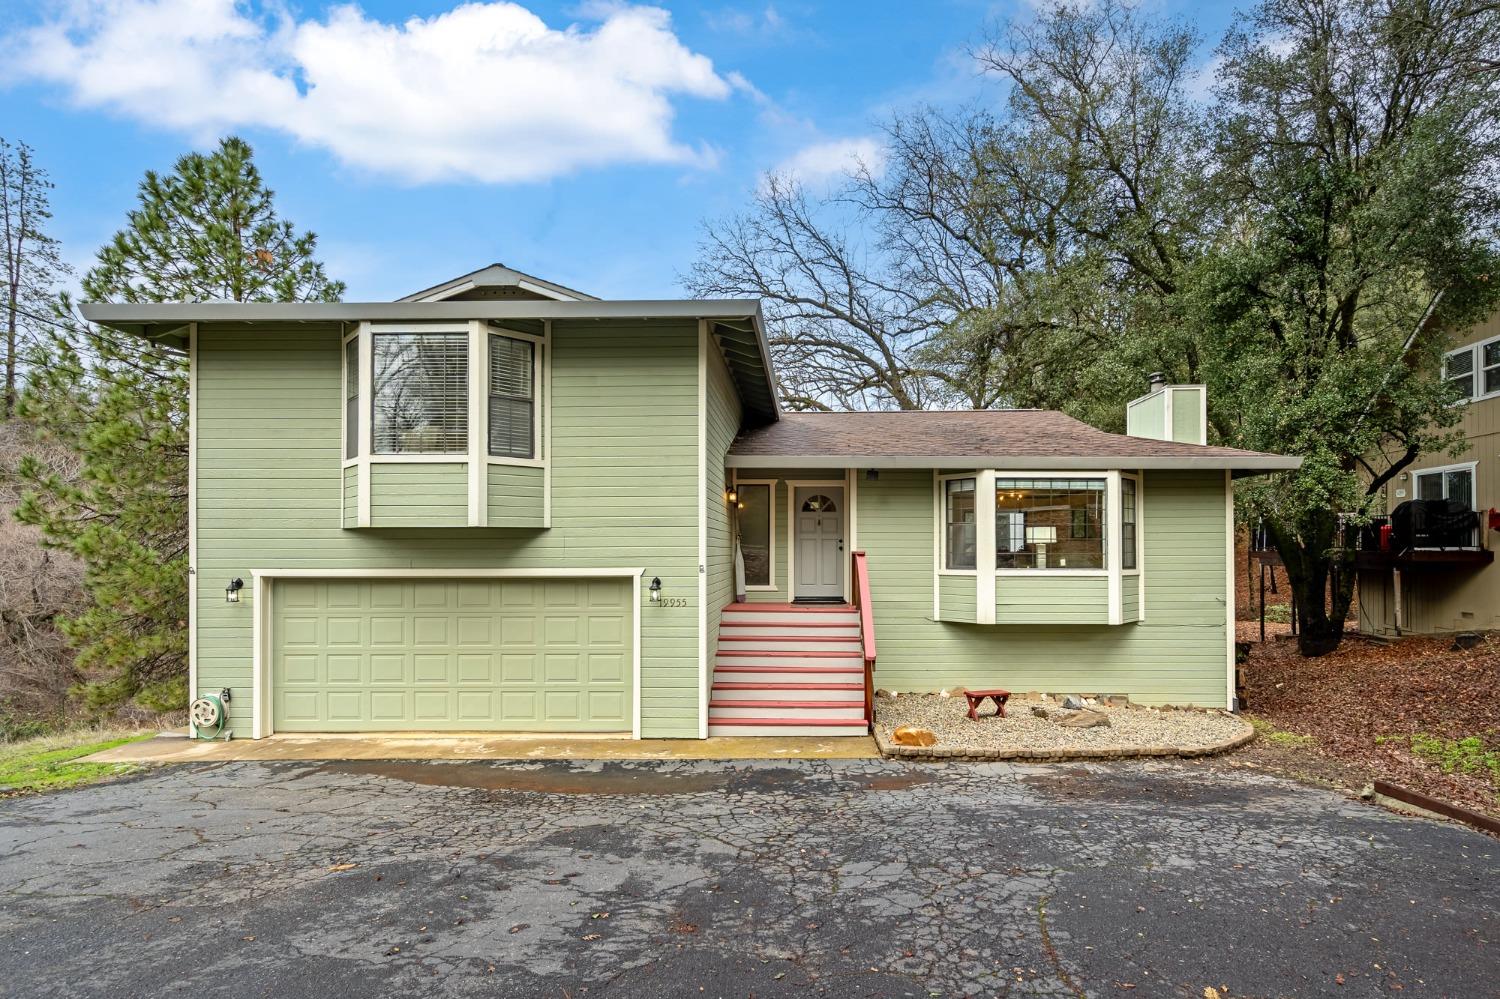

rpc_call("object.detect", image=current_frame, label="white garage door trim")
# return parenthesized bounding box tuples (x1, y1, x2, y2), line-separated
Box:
(250, 568, 645, 739)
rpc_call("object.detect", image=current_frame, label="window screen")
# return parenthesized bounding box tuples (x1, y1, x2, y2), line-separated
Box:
(1445, 348, 1475, 400)
(945, 478, 976, 570)
(344, 337, 358, 460)
(371, 331, 469, 454)
(737, 483, 772, 587)
(489, 334, 535, 459)
(996, 478, 1106, 569)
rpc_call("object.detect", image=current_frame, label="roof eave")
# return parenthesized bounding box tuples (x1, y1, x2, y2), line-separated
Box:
(725, 453, 1301, 473)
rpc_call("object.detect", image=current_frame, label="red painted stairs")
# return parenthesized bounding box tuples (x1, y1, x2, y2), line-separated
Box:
(708, 603, 870, 737)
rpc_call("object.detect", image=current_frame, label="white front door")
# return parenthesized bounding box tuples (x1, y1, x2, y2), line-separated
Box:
(793, 486, 845, 600)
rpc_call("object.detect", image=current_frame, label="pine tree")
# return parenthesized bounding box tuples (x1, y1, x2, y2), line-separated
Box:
(16, 136, 344, 711)
(0, 138, 68, 419)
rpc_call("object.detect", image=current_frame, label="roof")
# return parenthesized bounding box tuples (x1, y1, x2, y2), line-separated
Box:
(79, 298, 782, 426)
(398, 263, 599, 303)
(727, 410, 1300, 472)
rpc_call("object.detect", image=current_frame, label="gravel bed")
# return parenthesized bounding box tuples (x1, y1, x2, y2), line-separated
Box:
(874, 693, 1253, 759)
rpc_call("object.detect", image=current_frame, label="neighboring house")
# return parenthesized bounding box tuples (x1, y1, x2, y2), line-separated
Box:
(82, 265, 1298, 740)
(1359, 310, 1500, 636)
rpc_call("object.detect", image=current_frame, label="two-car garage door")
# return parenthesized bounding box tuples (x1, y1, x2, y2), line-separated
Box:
(272, 577, 632, 732)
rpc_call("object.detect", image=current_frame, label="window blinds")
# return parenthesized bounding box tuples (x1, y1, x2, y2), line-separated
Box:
(371, 332, 469, 454)
(489, 334, 535, 459)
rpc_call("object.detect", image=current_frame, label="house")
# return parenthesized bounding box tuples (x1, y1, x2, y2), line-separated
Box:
(1357, 309, 1500, 636)
(81, 265, 1299, 740)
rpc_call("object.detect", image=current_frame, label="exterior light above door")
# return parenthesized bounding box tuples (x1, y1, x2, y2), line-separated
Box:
(226, 578, 244, 603)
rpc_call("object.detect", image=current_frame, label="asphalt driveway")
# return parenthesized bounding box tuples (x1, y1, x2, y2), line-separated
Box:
(0, 759, 1494, 998)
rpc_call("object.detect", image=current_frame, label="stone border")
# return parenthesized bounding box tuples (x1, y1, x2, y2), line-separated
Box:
(872, 716, 1257, 762)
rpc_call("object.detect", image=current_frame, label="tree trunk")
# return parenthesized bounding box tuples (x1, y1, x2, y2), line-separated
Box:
(1267, 514, 1355, 658)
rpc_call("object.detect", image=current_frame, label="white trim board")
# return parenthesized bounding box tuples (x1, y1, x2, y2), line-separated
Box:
(697, 320, 709, 740)
(1224, 469, 1236, 711)
(187, 322, 198, 727)
(246, 567, 647, 741)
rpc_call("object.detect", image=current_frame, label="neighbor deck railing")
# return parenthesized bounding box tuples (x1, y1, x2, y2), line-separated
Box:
(851, 550, 876, 732)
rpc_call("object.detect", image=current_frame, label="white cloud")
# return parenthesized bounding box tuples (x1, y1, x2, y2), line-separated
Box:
(773, 136, 885, 187)
(3, 0, 736, 184)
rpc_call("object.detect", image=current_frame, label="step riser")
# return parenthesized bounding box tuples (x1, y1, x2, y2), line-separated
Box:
(717, 639, 863, 653)
(719, 625, 862, 639)
(714, 670, 864, 685)
(717, 655, 864, 668)
(711, 688, 865, 703)
(710, 705, 867, 721)
(721, 612, 860, 628)
(708, 724, 867, 737)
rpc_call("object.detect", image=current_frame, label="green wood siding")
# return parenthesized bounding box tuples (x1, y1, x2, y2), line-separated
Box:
(937, 575, 976, 622)
(731, 468, 846, 602)
(368, 463, 468, 528)
(486, 464, 545, 528)
(1171, 387, 1203, 444)
(273, 577, 630, 732)
(1126, 391, 1166, 439)
(342, 466, 357, 528)
(995, 575, 1110, 624)
(856, 468, 1229, 706)
(195, 319, 702, 737)
(1122, 575, 1141, 622)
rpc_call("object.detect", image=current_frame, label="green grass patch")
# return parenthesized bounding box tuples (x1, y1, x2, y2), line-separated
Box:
(0, 730, 155, 796)
(1250, 717, 1316, 747)
(1404, 733, 1500, 785)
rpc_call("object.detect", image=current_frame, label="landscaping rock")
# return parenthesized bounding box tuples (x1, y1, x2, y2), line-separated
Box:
(875, 688, 896, 699)
(1030, 705, 1049, 719)
(1104, 695, 1130, 708)
(1060, 695, 1086, 711)
(892, 725, 937, 747)
(1056, 710, 1111, 729)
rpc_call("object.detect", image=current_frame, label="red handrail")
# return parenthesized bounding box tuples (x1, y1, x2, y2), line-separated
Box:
(851, 550, 876, 731)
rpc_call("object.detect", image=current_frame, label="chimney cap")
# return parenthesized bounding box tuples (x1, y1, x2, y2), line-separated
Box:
(1147, 371, 1167, 391)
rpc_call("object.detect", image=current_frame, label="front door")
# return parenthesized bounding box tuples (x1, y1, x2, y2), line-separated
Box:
(793, 486, 845, 600)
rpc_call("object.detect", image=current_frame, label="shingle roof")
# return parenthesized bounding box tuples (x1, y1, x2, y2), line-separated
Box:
(726, 410, 1298, 471)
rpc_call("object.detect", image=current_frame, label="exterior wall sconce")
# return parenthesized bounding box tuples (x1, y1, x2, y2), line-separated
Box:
(726, 486, 739, 504)
(648, 577, 662, 602)
(226, 578, 244, 603)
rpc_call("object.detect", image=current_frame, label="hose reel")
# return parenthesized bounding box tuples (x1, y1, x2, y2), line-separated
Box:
(190, 688, 233, 740)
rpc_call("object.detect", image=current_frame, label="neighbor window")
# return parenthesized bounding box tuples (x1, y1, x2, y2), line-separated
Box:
(737, 482, 772, 587)
(1121, 477, 1138, 570)
(995, 478, 1106, 570)
(488, 334, 535, 459)
(1415, 464, 1474, 510)
(371, 331, 469, 454)
(944, 478, 977, 570)
(1444, 337, 1500, 402)
(344, 336, 358, 460)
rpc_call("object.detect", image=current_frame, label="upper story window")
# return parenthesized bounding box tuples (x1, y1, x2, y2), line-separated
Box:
(344, 336, 358, 460)
(372, 331, 469, 454)
(996, 478, 1106, 570)
(1444, 336, 1500, 403)
(489, 334, 535, 459)
(944, 477, 977, 570)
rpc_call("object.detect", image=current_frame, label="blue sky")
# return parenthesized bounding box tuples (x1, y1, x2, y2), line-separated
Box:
(2, 1, 1236, 301)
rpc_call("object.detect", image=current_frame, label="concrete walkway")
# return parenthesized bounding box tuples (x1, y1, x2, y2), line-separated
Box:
(84, 731, 880, 764)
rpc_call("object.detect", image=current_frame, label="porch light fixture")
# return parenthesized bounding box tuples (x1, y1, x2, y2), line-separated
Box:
(649, 577, 662, 602)
(225, 578, 244, 603)
(726, 486, 739, 504)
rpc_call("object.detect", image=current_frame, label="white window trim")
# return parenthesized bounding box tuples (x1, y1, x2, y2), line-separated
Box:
(735, 478, 778, 591)
(785, 479, 850, 601)
(247, 567, 645, 740)
(1411, 460, 1478, 506)
(937, 472, 980, 576)
(484, 324, 546, 468)
(364, 321, 475, 461)
(1444, 335, 1500, 404)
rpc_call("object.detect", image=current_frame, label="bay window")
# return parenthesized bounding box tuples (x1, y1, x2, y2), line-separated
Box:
(995, 478, 1106, 570)
(1121, 476, 1138, 570)
(489, 333, 535, 459)
(371, 331, 469, 454)
(344, 335, 358, 460)
(944, 478, 977, 570)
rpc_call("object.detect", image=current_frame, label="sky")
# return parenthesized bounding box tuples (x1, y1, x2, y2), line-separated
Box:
(1, 1, 1238, 302)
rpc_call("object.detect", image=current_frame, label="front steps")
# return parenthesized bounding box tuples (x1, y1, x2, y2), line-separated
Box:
(708, 603, 869, 737)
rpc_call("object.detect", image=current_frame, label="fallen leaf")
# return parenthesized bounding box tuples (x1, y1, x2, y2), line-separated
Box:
(328, 863, 357, 873)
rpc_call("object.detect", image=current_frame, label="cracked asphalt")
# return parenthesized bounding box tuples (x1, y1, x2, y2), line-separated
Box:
(0, 759, 1494, 998)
